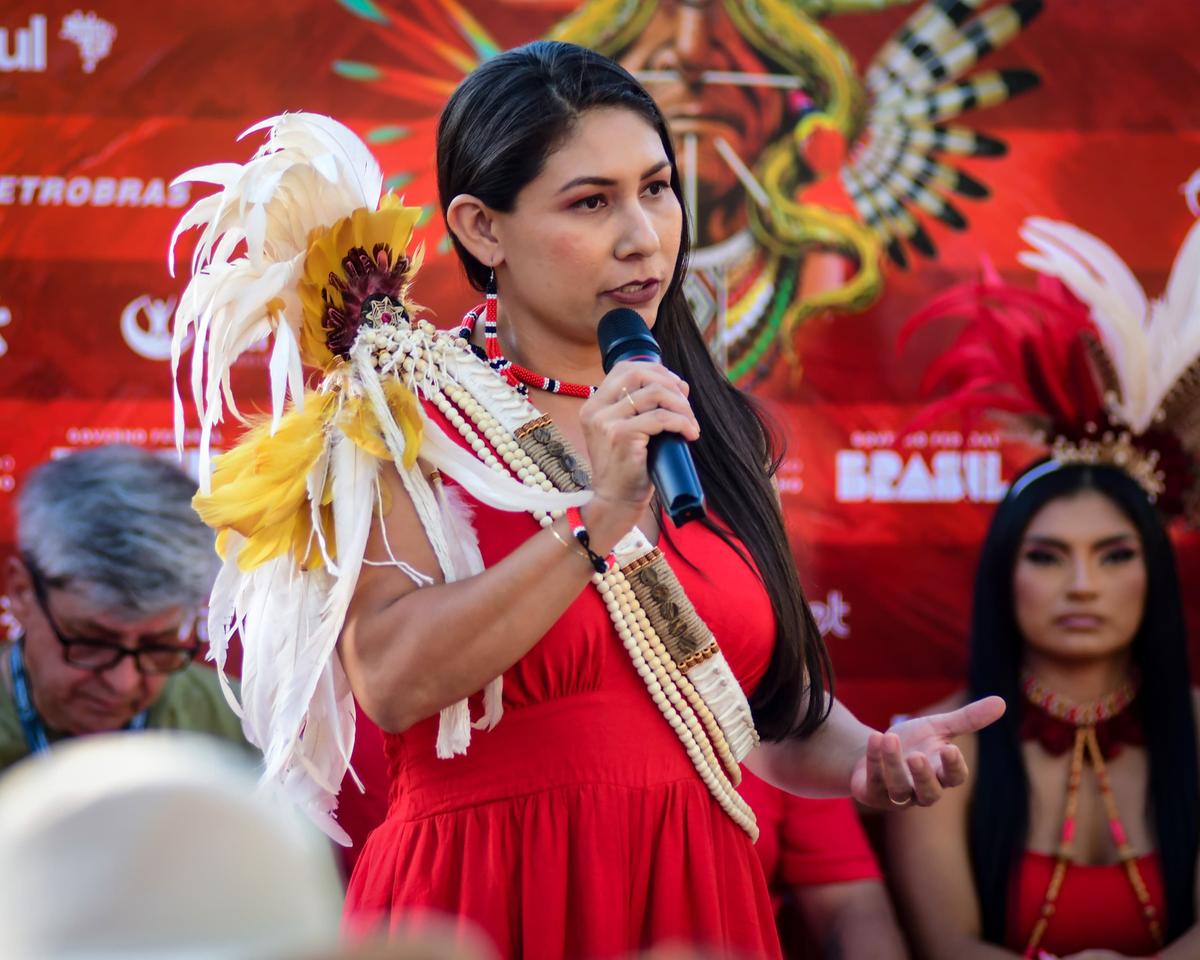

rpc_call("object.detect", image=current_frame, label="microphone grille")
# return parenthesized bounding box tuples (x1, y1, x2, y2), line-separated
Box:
(598, 308, 658, 371)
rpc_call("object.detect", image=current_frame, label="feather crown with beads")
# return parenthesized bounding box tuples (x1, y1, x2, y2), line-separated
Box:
(901, 212, 1200, 522)
(169, 112, 589, 842)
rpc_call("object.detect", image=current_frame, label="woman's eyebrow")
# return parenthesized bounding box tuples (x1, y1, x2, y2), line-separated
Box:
(1091, 533, 1138, 550)
(1021, 536, 1067, 550)
(556, 160, 670, 194)
(1021, 533, 1137, 551)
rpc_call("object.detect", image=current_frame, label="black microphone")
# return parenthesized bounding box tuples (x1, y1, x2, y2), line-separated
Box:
(597, 308, 706, 526)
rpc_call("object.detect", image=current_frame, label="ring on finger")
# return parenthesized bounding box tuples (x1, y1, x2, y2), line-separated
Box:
(621, 387, 638, 416)
(888, 793, 914, 807)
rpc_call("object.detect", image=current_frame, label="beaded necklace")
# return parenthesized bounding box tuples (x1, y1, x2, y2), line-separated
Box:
(1019, 672, 1161, 957)
(369, 307, 762, 838)
(457, 301, 598, 399)
(1020, 672, 1144, 759)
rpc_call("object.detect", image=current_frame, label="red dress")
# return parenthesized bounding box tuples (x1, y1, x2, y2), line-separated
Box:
(739, 770, 883, 957)
(1007, 851, 1165, 956)
(344, 487, 782, 959)
(738, 769, 881, 902)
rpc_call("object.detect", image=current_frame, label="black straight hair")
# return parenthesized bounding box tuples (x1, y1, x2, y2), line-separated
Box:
(436, 40, 831, 739)
(967, 461, 1198, 944)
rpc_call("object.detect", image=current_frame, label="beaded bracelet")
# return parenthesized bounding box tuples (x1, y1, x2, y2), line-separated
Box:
(565, 506, 616, 574)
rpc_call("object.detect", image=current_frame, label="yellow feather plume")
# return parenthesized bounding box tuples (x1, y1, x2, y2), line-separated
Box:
(195, 391, 336, 572)
(194, 378, 424, 572)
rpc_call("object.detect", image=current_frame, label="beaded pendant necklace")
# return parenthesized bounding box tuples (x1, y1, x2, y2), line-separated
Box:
(1019, 672, 1161, 957)
(412, 304, 760, 838)
(457, 300, 598, 399)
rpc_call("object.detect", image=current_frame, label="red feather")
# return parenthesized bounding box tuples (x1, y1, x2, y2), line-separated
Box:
(901, 268, 1108, 439)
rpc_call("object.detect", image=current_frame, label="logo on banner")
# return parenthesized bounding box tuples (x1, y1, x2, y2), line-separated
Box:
(0, 176, 190, 208)
(0, 12, 116, 74)
(0, 304, 10, 358)
(0, 15, 46, 73)
(836, 430, 1008, 504)
(121, 295, 180, 361)
(59, 11, 116, 73)
(811, 590, 850, 639)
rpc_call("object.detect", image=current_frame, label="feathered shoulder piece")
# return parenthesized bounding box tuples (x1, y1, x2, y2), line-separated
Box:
(902, 215, 1200, 522)
(170, 113, 588, 842)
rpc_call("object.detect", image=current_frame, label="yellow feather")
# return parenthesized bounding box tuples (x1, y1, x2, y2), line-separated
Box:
(193, 375, 423, 573)
(338, 396, 391, 462)
(338, 380, 423, 469)
(194, 391, 338, 572)
(387, 379, 423, 470)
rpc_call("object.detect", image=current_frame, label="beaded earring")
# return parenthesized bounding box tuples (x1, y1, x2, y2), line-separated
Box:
(485, 267, 498, 326)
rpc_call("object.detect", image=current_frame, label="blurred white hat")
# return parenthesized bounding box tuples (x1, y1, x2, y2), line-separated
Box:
(0, 731, 344, 960)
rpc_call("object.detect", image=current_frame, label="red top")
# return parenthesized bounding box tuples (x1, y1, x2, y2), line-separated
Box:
(1007, 850, 1166, 956)
(738, 767, 881, 903)
(343, 482, 782, 958)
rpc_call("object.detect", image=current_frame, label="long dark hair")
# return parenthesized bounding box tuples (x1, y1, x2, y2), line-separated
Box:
(967, 461, 1198, 943)
(436, 40, 830, 739)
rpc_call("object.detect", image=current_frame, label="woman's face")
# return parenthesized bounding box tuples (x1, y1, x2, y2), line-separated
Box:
(492, 106, 683, 343)
(1013, 489, 1148, 663)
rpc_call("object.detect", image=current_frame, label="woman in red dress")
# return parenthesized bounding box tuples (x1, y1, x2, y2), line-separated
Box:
(889, 462, 1200, 959)
(335, 42, 1001, 958)
(174, 41, 1001, 960)
(887, 218, 1200, 958)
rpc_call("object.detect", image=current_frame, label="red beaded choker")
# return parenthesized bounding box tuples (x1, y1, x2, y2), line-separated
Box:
(457, 302, 598, 399)
(1020, 672, 1143, 760)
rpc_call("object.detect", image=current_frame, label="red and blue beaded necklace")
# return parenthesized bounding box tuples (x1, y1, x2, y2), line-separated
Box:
(456, 284, 598, 399)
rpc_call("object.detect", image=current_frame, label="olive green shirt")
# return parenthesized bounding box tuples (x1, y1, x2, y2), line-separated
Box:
(0, 640, 252, 771)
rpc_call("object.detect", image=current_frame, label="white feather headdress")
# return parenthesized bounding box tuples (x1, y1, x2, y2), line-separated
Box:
(171, 113, 589, 841)
(1017, 216, 1200, 452)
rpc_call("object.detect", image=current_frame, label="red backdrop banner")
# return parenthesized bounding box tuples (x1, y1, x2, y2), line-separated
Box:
(1, 0, 1198, 727)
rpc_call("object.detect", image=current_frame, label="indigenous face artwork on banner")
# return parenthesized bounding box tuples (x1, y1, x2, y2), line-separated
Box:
(1, 0, 1197, 725)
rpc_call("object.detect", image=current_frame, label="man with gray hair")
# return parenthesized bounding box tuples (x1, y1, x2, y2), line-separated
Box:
(1, 445, 246, 768)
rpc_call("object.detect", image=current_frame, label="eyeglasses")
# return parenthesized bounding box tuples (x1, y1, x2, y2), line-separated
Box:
(23, 559, 201, 676)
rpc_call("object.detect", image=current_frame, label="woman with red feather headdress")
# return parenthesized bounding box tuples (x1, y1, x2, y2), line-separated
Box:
(888, 209, 1200, 959)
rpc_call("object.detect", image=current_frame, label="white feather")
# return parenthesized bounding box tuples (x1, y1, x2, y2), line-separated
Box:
(171, 112, 383, 457)
(1018, 217, 1152, 429)
(305, 430, 337, 575)
(433, 474, 484, 581)
(205, 541, 247, 719)
(219, 431, 376, 844)
(1018, 216, 1200, 434)
(1151, 218, 1200, 406)
(268, 318, 305, 433)
(1183, 168, 1200, 218)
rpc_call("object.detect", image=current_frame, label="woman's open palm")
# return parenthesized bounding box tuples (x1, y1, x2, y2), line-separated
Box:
(851, 696, 1006, 808)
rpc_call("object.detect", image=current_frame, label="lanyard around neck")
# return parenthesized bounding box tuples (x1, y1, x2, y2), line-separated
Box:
(8, 643, 148, 755)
